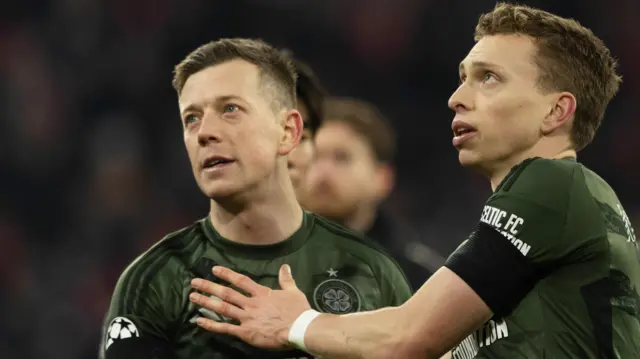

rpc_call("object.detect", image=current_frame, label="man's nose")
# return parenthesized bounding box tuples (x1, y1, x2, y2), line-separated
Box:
(197, 113, 222, 146)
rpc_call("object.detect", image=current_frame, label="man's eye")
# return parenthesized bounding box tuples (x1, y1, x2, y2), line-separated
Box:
(482, 72, 498, 84)
(224, 104, 239, 113)
(184, 114, 198, 125)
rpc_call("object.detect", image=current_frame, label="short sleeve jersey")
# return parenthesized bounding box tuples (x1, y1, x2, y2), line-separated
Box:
(100, 211, 412, 359)
(447, 158, 640, 359)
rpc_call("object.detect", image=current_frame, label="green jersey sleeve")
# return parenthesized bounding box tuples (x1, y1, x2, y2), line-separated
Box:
(378, 255, 413, 305)
(445, 158, 591, 317)
(482, 159, 573, 267)
(100, 249, 184, 358)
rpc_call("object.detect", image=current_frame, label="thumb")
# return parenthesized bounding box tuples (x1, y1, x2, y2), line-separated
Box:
(278, 264, 297, 290)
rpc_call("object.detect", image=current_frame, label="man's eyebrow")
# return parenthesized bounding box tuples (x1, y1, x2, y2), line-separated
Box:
(179, 95, 248, 115)
(459, 60, 504, 74)
(216, 95, 247, 103)
(180, 104, 199, 115)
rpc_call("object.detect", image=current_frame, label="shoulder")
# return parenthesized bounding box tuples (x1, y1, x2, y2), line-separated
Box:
(113, 221, 204, 297)
(499, 157, 577, 193)
(126, 221, 202, 274)
(103, 221, 206, 339)
(492, 158, 579, 209)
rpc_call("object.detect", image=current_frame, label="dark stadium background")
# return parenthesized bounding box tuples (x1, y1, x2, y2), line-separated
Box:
(0, 0, 638, 357)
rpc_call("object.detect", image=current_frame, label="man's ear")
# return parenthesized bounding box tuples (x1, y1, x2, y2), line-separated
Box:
(279, 109, 303, 156)
(373, 163, 395, 201)
(541, 91, 576, 135)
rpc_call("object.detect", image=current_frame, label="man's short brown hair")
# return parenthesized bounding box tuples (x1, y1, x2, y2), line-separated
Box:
(172, 38, 297, 109)
(324, 98, 396, 163)
(292, 56, 327, 134)
(280, 49, 327, 134)
(475, 3, 621, 150)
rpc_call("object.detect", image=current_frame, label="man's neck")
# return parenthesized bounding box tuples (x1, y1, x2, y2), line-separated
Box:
(489, 144, 576, 191)
(209, 175, 304, 246)
(343, 204, 378, 233)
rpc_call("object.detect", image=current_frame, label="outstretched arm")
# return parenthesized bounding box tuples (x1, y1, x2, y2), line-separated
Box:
(300, 267, 491, 358)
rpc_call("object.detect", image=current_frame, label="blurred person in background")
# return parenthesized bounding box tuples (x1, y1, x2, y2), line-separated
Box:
(187, 4, 640, 359)
(283, 51, 327, 206)
(305, 97, 435, 289)
(100, 38, 411, 359)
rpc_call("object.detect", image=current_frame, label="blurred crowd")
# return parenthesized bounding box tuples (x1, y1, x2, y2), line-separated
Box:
(1, 0, 639, 358)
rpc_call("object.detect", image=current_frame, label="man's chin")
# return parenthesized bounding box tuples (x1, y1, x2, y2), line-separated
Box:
(457, 149, 482, 168)
(458, 150, 497, 180)
(200, 183, 242, 201)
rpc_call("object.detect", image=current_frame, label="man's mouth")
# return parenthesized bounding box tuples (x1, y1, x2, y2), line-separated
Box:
(452, 120, 477, 137)
(453, 127, 476, 137)
(203, 157, 234, 169)
(451, 120, 478, 147)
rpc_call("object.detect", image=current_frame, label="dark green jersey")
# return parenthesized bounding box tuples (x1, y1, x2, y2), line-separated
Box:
(101, 211, 411, 359)
(447, 158, 640, 359)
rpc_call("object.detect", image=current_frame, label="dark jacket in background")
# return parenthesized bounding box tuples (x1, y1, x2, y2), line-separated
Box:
(366, 212, 444, 291)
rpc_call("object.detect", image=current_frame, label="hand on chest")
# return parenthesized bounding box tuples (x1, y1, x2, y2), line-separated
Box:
(191, 258, 380, 317)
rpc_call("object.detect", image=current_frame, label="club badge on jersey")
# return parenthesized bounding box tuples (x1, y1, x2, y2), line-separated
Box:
(312, 268, 362, 314)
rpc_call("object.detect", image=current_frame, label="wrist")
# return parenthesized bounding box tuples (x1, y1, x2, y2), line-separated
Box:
(287, 309, 321, 351)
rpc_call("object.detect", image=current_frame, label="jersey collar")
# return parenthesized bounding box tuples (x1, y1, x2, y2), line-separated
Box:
(201, 211, 314, 259)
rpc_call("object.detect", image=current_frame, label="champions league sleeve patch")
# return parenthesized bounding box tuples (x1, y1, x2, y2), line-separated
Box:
(105, 317, 140, 350)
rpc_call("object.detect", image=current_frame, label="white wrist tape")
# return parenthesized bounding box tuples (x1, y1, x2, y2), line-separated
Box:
(288, 309, 321, 351)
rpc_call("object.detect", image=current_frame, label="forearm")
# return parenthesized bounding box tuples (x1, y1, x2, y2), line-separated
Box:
(302, 307, 425, 359)
(299, 267, 493, 359)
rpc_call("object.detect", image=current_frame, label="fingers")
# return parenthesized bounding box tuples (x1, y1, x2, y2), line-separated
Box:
(195, 317, 244, 337)
(212, 266, 270, 296)
(278, 264, 297, 291)
(196, 316, 285, 350)
(191, 278, 250, 308)
(189, 292, 245, 320)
